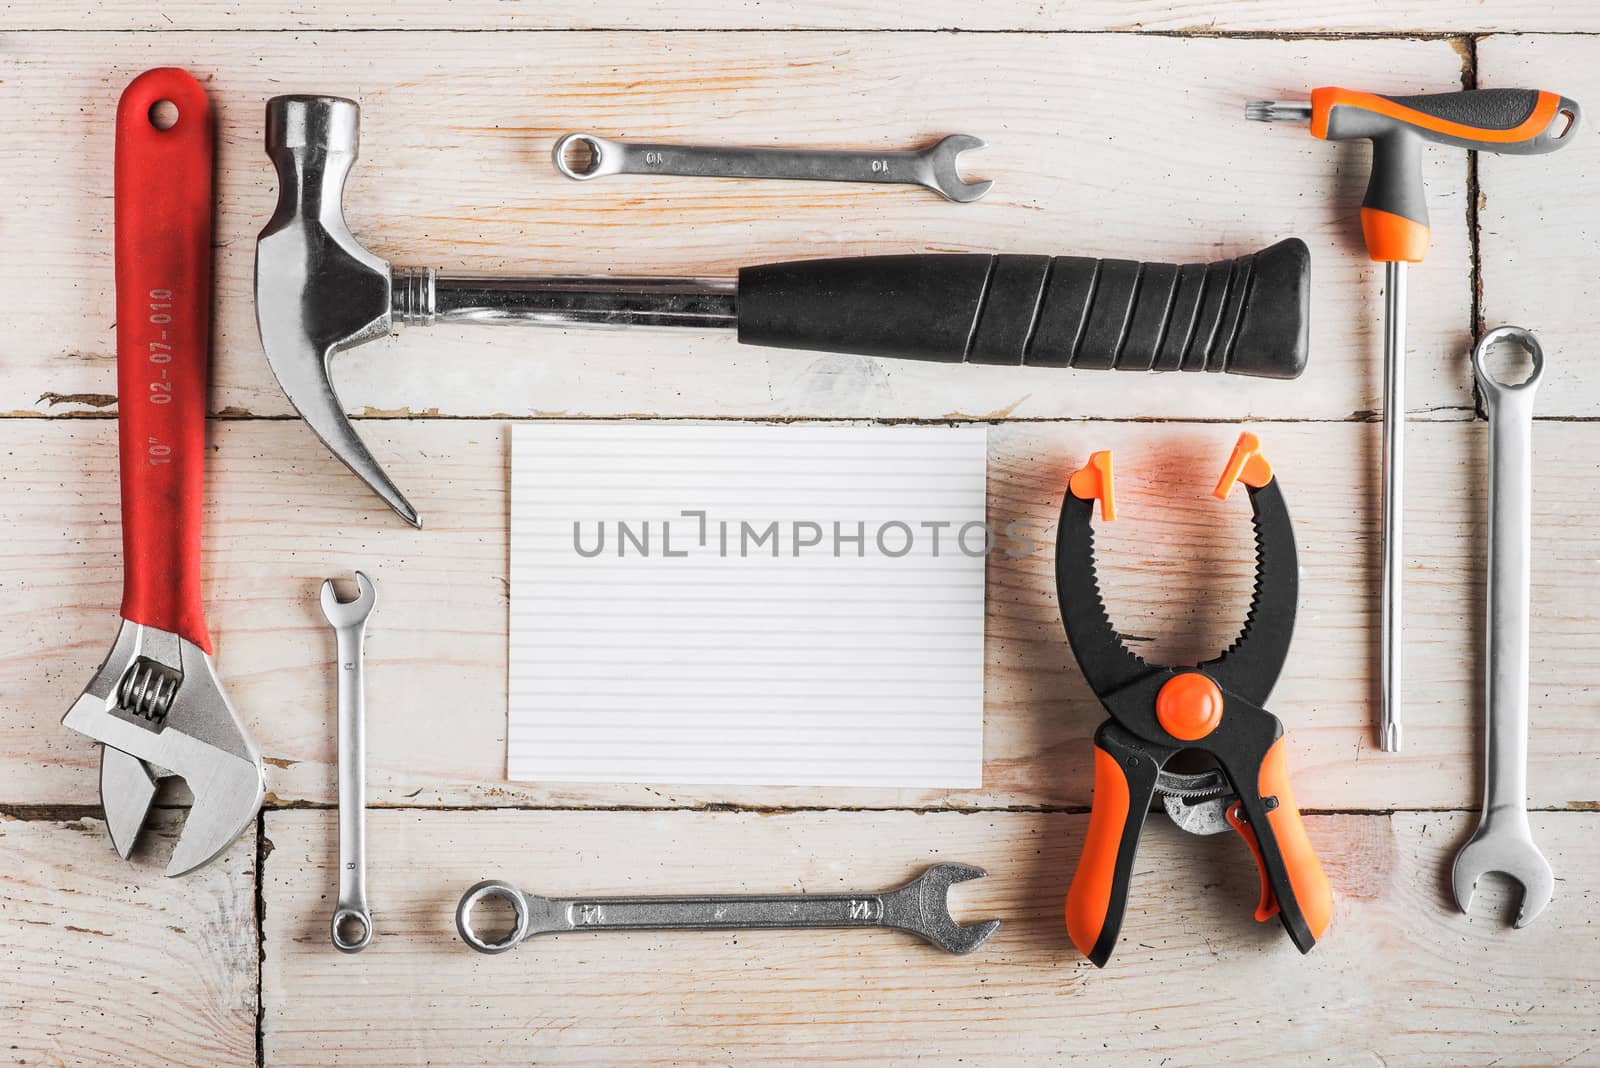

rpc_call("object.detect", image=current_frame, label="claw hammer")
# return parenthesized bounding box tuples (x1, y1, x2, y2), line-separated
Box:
(1247, 86, 1581, 752)
(256, 95, 1314, 528)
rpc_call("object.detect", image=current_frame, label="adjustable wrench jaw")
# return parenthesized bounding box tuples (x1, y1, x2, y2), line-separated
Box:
(63, 619, 265, 876)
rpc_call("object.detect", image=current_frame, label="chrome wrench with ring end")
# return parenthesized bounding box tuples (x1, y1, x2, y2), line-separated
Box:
(552, 133, 992, 203)
(1452, 326, 1553, 927)
(456, 862, 999, 954)
(322, 571, 377, 951)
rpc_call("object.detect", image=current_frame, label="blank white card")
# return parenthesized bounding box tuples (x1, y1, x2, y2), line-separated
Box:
(508, 423, 988, 788)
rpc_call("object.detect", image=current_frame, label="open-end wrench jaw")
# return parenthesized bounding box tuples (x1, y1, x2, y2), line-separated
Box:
(921, 134, 992, 204)
(1451, 824, 1554, 928)
(878, 862, 999, 954)
(320, 570, 377, 628)
(62, 620, 265, 876)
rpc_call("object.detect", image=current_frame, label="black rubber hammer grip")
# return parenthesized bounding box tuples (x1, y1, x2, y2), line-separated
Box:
(736, 237, 1309, 379)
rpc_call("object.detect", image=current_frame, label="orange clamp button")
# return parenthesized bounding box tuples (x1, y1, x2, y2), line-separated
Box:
(1155, 672, 1224, 741)
(1214, 432, 1274, 501)
(1069, 450, 1115, 521)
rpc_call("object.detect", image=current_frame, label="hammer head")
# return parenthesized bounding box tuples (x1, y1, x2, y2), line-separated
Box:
(256, 95, 421, 527)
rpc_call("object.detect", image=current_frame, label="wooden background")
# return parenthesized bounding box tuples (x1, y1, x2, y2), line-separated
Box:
(2, 4, 1598, 1065)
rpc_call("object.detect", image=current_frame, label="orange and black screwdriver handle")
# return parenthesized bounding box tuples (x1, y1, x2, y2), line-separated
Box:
(1310, 87, 1581, 263)
(1055, 437, 1333, 967)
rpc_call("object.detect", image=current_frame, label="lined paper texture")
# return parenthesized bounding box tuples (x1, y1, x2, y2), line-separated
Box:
(508, 423, 988, 787)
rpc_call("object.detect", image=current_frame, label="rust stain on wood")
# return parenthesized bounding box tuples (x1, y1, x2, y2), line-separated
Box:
(37, 392, 117, 409)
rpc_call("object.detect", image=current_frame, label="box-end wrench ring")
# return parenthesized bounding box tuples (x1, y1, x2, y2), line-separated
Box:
(322, 571, 377, 952)
(456, 862, 999, 955)
(1452, 326, 1554, 927)
(552, 133, 992, 203)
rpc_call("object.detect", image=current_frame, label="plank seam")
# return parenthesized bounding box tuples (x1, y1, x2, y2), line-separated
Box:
(0, 29, 1563, 39)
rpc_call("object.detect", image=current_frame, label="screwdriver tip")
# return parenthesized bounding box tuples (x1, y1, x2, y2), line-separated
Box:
(1381, 721, 1403, 753)
(1245, 100, 1313, 123)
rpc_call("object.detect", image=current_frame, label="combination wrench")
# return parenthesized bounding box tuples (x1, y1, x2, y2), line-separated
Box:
(322, 572, 377, 951)
(552, 132, 992, 202)
(1451, 326, 1554, 927)
(456, 862, 999, 955)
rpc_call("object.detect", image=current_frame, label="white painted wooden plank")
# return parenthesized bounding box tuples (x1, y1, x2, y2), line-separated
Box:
(260, 807, 1600, 1066)
(0, 32, 1472, 420)
(1477, 36, 1600, 417)
(6, 417, 1596, 811)
(0, 811, 257, 1067)
(6, 1, 1600, 33)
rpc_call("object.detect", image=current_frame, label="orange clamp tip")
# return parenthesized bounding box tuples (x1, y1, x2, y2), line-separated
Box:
(1359, 206, 1430, 264)
(1155, 672, 1224, 741)
(1214, 432, 1273, 501)
(1068, 450, 1115, 521)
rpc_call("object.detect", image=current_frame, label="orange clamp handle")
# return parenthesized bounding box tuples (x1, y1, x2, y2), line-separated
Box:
(1225, 801, 1280, 922)
(1229, 738, 1334, 941)
(1065, 744, 1132, 964)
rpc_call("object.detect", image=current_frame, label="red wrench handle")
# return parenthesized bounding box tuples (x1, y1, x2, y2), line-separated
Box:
(114, 68, 214, 652)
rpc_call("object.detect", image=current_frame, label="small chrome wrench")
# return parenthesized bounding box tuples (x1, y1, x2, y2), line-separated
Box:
(321, 571, 377, 951)
(1451, 327, 1553, 927)
(552, 132, 992, 203)
(456, 862, 999, 954)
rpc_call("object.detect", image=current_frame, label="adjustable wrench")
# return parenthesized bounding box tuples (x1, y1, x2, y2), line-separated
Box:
(62, 68, 265, 876)
(552, 132, 992, 202)
(456, 863, 999, 954)
(322, 572, 377, 951)
(1451, 326, 1554, 926)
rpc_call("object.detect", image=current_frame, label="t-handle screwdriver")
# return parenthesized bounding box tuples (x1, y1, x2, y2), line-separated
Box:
(1246, 86, 1581, 753)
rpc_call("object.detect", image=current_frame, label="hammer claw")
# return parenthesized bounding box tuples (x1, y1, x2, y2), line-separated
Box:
(257, 95, 420, 526)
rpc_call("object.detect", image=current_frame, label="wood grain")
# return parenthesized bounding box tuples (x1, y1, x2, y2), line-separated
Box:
(0, 32, 1480, 421)
(1477, 36, 1600, 416)
(260, 807, 1600, 1067)
(0, 812, 258, 1067)
(7, 417, 1597, 812)
(6, 1, 1599, 33)
(4, 16, 1599, 1067)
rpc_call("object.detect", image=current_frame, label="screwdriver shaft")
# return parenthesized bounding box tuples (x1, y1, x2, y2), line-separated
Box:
(1380, 261, 1407, 753)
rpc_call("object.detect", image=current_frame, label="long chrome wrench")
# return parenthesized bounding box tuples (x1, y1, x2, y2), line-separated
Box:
(552, 132, 992, 202)
(456, 863, 999, 954)
(322, 572, 377, 951)
(1451, 327, 1553, 926)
